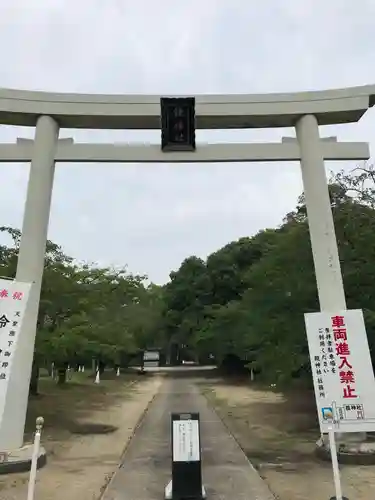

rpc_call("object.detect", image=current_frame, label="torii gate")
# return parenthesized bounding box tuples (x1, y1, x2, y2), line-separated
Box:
(0, 85, 373, 457)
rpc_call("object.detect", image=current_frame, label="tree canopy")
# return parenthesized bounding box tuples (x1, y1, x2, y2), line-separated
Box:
(160, 163, 375, 382)
(0, 226, 164, 388)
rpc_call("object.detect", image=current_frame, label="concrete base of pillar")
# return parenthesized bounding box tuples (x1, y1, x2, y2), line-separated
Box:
(316, 435, 375, 465)
(164, 480, 206, 500)
(0, 444, 47, 474)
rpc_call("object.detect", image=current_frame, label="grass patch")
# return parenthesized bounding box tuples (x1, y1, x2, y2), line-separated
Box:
(202, 379, 321, 469)
(24, 371, 138, 442)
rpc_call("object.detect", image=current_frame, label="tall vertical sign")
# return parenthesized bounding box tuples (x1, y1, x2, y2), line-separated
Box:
(0, 279, 32, 437)
(165, 412, 205, 500)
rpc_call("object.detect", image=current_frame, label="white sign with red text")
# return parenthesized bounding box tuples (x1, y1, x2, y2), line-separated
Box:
(0, 279, 32, 425)
(305, 309, 375, 433)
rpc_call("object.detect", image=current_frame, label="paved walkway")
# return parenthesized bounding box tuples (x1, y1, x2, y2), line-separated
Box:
(102, 376, 275, 500)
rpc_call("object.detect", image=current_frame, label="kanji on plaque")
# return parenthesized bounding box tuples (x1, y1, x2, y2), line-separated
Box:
(331, 315, 358, 400)
(12, 291, 23, 301)
(305, 309, 375, 433)
(0, 315, 10, 329)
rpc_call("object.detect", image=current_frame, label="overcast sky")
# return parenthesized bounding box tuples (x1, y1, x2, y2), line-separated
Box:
(0, 1, 374, 284)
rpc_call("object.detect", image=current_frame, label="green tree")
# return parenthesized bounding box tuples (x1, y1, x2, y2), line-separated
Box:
(334, 161, 375, 208)
(162, 167, 375, 383)
(162, 257, 211, 363)
(0, 228, 163, 390)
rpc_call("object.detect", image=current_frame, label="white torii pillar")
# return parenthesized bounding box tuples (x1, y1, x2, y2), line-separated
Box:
(295, 115, 347, 310)
(295, 114, 365, 444)
(0, 115, 60, 450)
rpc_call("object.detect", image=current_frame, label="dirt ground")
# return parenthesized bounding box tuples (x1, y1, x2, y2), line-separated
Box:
(202, 377, 375, 500)
(0, 371, 162, 500)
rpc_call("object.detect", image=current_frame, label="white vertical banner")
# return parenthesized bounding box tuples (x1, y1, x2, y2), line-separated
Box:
(0, 279, 32, 425)
(172, 420, 200, 462)
(304, 309, 375, 433)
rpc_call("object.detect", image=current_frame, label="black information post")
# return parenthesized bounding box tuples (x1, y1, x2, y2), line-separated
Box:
(165, 412, 205, 500)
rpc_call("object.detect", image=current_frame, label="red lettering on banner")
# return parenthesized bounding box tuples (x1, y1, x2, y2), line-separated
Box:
(339, 370, 355, 384)
(336, 342, 350, 356)
(343, 385, 358, 399)
(331, 314, 358, 400)
(331, 316, 345, 328)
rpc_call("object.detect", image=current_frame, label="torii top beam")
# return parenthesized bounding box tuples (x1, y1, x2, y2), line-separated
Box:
(0, 85, 374, 129)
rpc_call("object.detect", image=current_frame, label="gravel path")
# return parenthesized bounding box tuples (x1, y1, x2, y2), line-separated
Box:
(102, 376, 274, 500)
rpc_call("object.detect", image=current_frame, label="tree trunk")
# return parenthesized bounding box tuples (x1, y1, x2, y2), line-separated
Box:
(57, 368, 67, 385)
(29, 358, 40, 396)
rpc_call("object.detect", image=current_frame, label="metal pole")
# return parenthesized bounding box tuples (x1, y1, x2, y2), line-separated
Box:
(27, 416, 44, 500)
